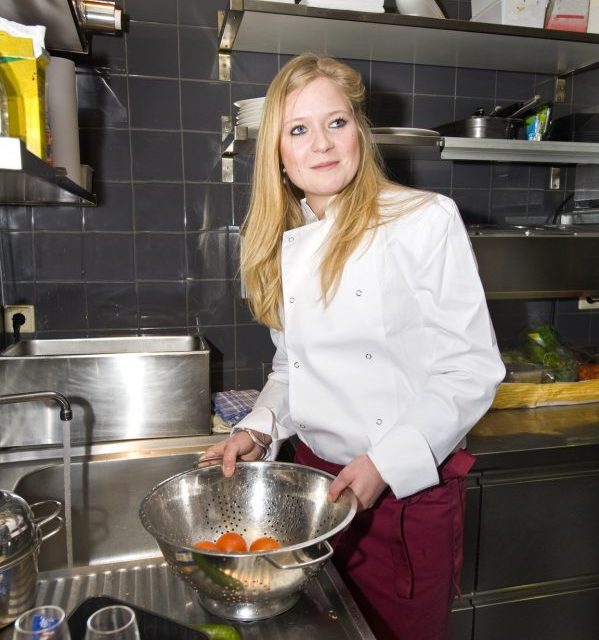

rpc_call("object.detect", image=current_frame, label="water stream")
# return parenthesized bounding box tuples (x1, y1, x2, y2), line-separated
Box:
(62, 421, 74, 568)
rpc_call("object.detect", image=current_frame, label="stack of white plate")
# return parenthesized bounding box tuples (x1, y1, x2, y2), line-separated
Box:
(299, 0, 384, 12)
(234, 96, 266, 129)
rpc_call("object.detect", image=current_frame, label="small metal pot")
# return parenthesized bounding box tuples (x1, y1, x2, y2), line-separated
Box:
(0, 491, 63, 629)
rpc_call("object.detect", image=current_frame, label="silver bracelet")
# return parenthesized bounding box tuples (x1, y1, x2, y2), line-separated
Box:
(240, 428, 271, 461)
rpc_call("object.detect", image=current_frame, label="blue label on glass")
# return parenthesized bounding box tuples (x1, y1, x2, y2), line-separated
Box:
(31, 613, 59, 631)
(0, 571, 10, 607)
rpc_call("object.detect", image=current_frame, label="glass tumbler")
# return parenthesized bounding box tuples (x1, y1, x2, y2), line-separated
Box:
(13, 605, 71, 640)
(84, 605, 140, 640)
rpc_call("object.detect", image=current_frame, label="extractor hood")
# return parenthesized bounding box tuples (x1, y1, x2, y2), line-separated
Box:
(469, 225, 599, 299)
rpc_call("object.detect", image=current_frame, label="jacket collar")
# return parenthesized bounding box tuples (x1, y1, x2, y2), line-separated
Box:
(300, 197, 338, 224)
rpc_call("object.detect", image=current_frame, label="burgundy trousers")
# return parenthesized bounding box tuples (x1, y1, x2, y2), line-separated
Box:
(294, 441, 475, 640)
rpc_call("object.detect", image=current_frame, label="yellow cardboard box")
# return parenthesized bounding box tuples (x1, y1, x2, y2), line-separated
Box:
(0, 31, 48, 160)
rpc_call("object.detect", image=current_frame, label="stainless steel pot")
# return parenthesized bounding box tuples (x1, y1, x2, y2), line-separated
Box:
(0, 491, 63, 628)
(436, 96, 544, 139)
(436, 114, 523, 139)
(139, 461, 358, 621)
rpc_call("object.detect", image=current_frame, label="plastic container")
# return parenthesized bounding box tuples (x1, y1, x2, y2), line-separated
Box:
(0, 32, 49, 160)
(471, 0, 549, 27)
(545, 0, 589, 31)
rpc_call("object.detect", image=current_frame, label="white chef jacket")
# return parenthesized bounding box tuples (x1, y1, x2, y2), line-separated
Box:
(235, 189, 505, 499)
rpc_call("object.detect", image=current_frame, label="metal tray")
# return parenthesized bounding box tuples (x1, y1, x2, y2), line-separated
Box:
(67, 596, 209, 640)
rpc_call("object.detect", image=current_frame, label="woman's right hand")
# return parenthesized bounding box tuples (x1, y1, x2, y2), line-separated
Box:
(202, 430, 268, 477)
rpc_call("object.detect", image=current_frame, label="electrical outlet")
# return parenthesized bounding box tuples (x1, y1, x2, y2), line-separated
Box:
(578, 296, 599, 311)
(3, 304, 36, 334)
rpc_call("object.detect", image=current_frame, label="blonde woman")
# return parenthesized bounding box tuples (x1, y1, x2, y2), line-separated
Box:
(204, 53, 504, 640)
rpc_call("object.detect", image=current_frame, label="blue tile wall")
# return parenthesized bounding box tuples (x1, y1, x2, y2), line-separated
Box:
(1, 0, 599, 386)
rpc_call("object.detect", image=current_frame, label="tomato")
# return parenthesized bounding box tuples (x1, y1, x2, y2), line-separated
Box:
(249, 536, 281, 552)
(194, 540, 219, 551)
(215, 532, 248, 553)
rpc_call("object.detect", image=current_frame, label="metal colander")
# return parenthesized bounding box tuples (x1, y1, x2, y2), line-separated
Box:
(139, 460, 357, 621)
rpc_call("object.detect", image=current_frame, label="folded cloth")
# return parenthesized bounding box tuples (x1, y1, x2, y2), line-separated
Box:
(212, 389, 260, 426)
(211, 413, 232, 434)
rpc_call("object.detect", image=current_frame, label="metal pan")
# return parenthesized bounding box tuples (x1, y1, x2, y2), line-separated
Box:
(436, 115, 523, 139)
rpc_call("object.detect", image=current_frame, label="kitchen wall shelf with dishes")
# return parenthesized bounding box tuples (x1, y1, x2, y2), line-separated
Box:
(219, 0, 599, 76)
(0, 137, 96, 206)
(222, 126, 599, 165)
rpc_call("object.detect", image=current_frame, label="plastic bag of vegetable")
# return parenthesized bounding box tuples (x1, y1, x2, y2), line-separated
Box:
(522, 324, 578, 382)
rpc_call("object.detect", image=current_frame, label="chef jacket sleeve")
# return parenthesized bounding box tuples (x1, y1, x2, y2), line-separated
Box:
(368, 197, 505, 499)
(232, 328, 296, 460)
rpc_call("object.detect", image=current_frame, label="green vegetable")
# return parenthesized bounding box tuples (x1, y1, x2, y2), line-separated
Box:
(192, 623, 242, 640)
(192, 552, 244, 590)
(523, 325, 578, 382)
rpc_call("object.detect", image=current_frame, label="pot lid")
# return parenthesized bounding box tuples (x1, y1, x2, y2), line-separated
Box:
(0, 490, 38, 564)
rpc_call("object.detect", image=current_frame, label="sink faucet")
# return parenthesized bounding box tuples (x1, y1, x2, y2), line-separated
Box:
(0, 391, 73, 421)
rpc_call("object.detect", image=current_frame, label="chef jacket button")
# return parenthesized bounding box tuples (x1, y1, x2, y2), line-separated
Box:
(376, 418, 383, 426)
(356, 289, 363, 297)
(365, 353, 372, 360)
(288, 236, 295, 243)
(299, 423, 306, 430)
(289, 297, 295, 303)
(294, 361, 300, 368)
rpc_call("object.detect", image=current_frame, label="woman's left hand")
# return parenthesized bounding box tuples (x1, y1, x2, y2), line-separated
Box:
(328, 455, 388, 511)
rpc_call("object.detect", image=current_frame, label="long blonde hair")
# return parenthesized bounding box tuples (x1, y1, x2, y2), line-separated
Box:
(241, 53, 430, 329)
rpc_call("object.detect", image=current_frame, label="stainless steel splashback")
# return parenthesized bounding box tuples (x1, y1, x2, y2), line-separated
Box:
(469, 226, 599, 299)
(0, 335, 211, 449)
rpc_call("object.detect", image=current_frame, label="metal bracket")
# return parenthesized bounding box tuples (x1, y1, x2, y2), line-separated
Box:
(218, 6, 242, 52)
(549, 167, 561, 190)
(219, 52, 231, 82)
(554, 78, 566, 103)
(222, 157, 234, 183)
(221, 115, 234, 182)
(222, 115, 233, 142)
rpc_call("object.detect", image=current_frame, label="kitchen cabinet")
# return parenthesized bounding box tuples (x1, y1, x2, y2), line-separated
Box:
(219, 1, 599, 165)
(451, 405, 599, 640)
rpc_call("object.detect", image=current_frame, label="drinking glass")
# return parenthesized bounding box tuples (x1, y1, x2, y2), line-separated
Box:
(13, 605, 71, 640)
(84, 606, 140, 640)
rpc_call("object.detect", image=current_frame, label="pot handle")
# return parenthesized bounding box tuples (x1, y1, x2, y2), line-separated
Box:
(30, 500, 64, 541)
(264, 541, 334, 570)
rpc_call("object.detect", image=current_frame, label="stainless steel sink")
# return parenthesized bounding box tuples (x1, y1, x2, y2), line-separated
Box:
(0, 335, 211, 449)
(0, 438, 377, 640)
(3, 437, 224, 571)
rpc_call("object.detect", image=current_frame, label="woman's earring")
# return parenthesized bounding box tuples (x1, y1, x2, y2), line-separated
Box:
(281, 167, 287, 174)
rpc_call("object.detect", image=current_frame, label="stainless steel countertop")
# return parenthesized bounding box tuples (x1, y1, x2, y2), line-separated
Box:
(0, 557, 375, 640)
(469, 402, 599, 453)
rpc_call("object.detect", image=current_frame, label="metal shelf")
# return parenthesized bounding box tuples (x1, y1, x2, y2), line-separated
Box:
(222, 126, 599, 165)
(0, 137, 96, 206)
(220, 0, 599, 76)
(441, 137, 599, 163)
